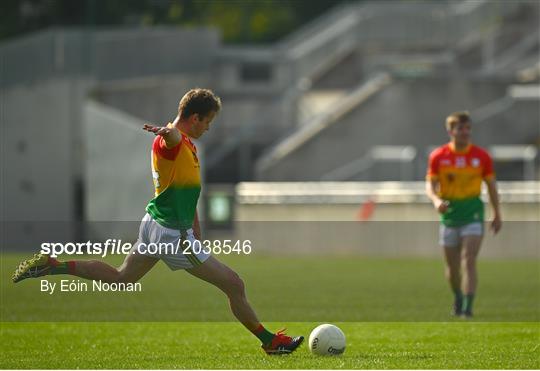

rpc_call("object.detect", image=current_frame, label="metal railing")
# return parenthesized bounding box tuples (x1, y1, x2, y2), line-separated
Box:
(279, 0, 526, 87)
(255, 72, 392, 176)
(236, 181, 540, 204)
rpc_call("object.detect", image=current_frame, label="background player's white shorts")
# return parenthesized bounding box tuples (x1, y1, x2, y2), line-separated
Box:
(132, 213, 210, 270)
(439, 222, 483, 248)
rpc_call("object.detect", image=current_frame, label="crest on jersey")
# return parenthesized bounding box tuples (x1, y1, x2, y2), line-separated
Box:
(455, 157, 466, 168)
(472, 158, 480, 167)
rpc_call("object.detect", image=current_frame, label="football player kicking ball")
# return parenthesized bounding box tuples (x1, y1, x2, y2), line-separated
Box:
(12, 88, 303, 355)
(426, 111, 502, 318)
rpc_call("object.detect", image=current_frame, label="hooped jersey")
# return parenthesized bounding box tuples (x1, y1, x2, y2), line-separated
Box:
(146, 125, 201, 230)
(427, 143, 495, 226)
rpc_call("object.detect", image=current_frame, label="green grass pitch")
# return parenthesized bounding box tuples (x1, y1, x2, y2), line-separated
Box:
(1, 253, 539, 369)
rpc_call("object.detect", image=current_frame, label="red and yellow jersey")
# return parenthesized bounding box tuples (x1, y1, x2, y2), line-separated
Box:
(146, 125, 201, 229)
(427, 143, 494, 200)
(427, 143, 495, 226)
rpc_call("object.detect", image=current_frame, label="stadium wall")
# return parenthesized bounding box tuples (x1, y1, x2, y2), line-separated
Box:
(93, 74, 212, 124)
(83, 100, 155, 222)
(2, 78, 92, 249)
(228, 182, 539, 259)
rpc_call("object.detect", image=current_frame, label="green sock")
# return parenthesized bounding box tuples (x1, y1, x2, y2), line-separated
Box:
(462, 294, 475, 313)
(453, 289, 463, 309)
(252, 324, 275, 345)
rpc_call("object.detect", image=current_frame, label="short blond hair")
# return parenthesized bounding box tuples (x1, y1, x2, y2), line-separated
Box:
(445, 111, 471, 130)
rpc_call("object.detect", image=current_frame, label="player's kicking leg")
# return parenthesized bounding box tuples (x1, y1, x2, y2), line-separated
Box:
(187, 256, 304, 355)
(12, 251, 158, 284)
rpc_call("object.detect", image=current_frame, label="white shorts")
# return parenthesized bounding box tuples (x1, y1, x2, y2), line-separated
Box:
(132, 213, 210, 270)
(439, 222, 484, 248)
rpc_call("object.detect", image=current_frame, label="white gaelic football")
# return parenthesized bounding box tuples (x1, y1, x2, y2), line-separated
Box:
(308, 324, 346, 355)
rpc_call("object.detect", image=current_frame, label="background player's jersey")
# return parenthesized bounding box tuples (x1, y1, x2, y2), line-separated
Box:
(146, 125, 201, 230)
(427, 143, 494, 226)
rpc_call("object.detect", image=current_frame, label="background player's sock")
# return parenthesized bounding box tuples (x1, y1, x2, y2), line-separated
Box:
(462, 293, 475, 314)
(453, 289, 463, 314)
(48, 257, 76, 275)
(251, 324, 275, 345)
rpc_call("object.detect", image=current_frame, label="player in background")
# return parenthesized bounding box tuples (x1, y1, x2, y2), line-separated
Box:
(426, 111, 502, 318)
(12, 88, 303, 355)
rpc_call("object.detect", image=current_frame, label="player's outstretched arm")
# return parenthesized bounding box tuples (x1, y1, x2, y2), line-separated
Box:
(142, 117, 182, 148)
(485, 178, 502, 234)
